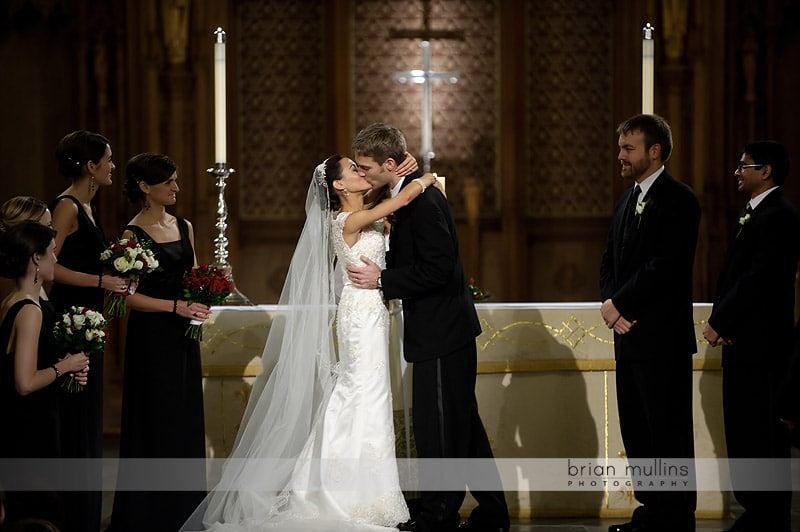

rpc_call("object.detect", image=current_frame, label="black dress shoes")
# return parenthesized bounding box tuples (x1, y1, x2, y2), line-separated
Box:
(458, 520, 510, 532)
(608, 522, 646, 532)
(399, 519, 456, 532)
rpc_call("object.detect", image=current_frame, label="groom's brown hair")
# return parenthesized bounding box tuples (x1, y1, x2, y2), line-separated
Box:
(352, 123, 407, 166)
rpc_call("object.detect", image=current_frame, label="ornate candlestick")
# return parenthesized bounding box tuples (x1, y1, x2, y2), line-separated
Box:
(208, 163, 252, 305)
(209, 27, 251, 305)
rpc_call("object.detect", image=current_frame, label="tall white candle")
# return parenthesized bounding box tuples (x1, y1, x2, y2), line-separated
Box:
(642, 23, 654, 114)
(434, 173, 445, 193)
(214, 27, 227, 163)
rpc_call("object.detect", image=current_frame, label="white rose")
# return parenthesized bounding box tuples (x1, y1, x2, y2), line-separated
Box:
(87, 312, 104, 328)
(125, 247, 138, 260)
(85, 329, 97, 341)
(113, 256, 132, 273)
(100, 250, 112, 260)
(73, 314, 86, 329)
(133, 260, 144, 270)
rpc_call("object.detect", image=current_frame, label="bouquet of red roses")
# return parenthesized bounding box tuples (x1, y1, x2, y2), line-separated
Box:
(99, 234, 159, 318)
(181, 264, 232, 340)
(53, 306, 107, 393)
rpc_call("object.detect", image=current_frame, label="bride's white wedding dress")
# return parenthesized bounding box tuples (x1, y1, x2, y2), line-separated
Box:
(281, 213, 408, 528)
(189, 211, 408, 532)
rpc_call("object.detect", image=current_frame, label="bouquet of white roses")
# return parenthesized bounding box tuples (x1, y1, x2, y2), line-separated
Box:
(99, 234, 159, 317)
(53, 306, 107, 393)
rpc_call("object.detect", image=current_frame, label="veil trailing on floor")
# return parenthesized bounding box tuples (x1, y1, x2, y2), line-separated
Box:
(181, 163, 338, 531)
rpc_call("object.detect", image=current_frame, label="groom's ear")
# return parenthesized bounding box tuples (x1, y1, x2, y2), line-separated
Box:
(383, 158, 398, 172)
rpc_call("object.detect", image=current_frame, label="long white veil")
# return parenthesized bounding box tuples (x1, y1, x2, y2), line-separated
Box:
(182, 163, 337, 530)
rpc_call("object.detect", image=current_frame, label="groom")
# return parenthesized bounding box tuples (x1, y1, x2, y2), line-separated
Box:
(347, 123, 509, 532)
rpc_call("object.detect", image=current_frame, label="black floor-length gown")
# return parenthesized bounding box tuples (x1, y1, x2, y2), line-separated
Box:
(106, 218, 206, 532)
(49, 194, 107, 532)
(0, 298, 64, 526)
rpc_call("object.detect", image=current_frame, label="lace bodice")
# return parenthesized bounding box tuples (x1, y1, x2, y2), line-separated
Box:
(331, 212, 386, 287)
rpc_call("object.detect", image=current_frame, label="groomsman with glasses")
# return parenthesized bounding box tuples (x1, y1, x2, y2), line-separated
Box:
(704, 140, 800, 532)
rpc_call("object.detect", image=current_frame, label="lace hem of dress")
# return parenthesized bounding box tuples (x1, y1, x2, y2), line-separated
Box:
(264, 488, 408, 528)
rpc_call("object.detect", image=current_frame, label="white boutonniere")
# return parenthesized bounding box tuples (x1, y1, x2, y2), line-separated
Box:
(635, 199, 649, 227)
(736, 211, 752, 238)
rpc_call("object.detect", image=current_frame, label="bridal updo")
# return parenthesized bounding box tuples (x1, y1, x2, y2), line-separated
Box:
(322, 154, 345, 211)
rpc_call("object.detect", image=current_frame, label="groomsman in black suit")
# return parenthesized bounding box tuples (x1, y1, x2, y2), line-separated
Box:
(347, 123, 509, 532)
(600, 114, 700, 532)
(703, 141, 800, 532)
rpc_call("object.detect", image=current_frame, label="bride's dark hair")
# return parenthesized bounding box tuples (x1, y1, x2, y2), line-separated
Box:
(323, 155, 344, 211)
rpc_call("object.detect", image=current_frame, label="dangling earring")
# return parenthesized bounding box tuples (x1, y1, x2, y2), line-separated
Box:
(34, 266, 39, 285)
(89, 175, 96, 194)
(143, 197, 151, 211)
(343, 188, 350, 197)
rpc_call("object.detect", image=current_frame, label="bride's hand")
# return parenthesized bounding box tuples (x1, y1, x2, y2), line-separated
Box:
(395, 152, 419, 177)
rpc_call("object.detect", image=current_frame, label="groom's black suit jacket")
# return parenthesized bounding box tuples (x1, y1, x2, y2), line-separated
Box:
(600, 170, 701, 361)
(708, 187, 800, 364)
(381, 171, 481, 363)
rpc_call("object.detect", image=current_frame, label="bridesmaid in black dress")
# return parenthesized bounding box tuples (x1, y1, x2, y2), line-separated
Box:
(0, 197, 54, 299)
(0, 222, 89, 527)
(106, 153, 210, 532)
(49, 131, 128, 532)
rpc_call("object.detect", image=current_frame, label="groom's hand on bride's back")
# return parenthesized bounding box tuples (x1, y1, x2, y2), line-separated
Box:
(346, 256, 381, 289)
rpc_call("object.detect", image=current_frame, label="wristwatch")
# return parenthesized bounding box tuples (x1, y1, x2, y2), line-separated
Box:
(376, 273, 382, 289)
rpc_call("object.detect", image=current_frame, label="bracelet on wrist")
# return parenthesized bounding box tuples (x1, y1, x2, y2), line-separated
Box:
(51, 364, 61, 379)
(97, 271, 103, 288)
(173, 299, 178, 314)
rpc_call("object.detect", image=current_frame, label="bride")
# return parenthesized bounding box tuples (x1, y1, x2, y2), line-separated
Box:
(182, 155, 440, 531)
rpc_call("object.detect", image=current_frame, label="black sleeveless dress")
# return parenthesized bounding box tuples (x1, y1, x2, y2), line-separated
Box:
(49, 195, 106, 312)
(0, 298, 64, 526)
(107, 218, 207, 532)
(49, 194, 106, 532)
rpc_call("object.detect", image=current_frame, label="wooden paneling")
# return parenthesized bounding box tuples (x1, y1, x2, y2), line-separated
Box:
(3, 0, 800, 429)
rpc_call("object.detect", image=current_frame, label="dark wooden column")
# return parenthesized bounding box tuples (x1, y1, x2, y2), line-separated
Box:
(499, 0, 526, 301)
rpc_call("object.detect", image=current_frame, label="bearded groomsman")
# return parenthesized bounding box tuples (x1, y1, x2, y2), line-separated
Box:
(600, 114, 700, 532)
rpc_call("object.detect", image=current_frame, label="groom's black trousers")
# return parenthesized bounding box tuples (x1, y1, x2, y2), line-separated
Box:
(412, 342, 509, 529)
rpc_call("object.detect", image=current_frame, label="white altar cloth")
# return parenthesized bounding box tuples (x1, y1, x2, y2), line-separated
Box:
(199, 303, 728, 519)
